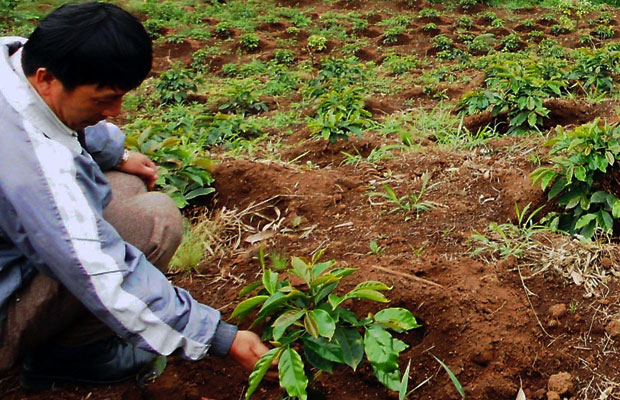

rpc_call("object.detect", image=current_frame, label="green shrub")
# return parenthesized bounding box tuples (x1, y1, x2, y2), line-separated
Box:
(155, 66, 197, 105)
(273, 49, 296, 65)
(522, 18, 536, 28)
(501, 33, 521, 51)
(467, 33, 495, 54)
(383, 54, 420, 75)
(568, 47, 620, 94)
(215, 22, 232, 39)
(382, 26, 406, 44)
(233, 249, 420, 399)
(307, 87, 375, 143)
(531, 120, 620, 238)
(593, 25, 615, 39)
(418, 8, 441, 18)
(240, 33, 260, 51)
(308, 34, 328, 52)
(432, 34, 453, 50)
(457, 16, 473, 28)
(422, 23, 438, 32)
(143, 19, 166, 39)
(218, 81, 268, 116)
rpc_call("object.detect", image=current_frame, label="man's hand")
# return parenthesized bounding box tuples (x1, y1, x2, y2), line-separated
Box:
(116, 151, 158, 189)
(229, 330, 276, 378)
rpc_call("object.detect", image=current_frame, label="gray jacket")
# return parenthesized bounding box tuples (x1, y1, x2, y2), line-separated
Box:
(0, 37, 236, 360)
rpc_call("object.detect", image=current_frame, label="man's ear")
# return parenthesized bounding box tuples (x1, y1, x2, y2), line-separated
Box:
(29, 68, 59, 96)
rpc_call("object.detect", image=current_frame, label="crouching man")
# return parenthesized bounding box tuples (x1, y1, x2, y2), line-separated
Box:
(0, 2, 268, 389)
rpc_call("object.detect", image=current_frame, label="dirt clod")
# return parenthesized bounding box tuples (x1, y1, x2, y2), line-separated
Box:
(606, 320, 620, 338)
(549, 304, 566, 319)
(548, 372, 573, 396)
(546, 391, 561, 400)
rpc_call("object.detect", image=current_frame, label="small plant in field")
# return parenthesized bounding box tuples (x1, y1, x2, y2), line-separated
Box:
(273, 49, 296, 65)
(240, 33, 260, 51)
(486, 61, 567, 133)
(568, 47, 620, 94)
(368, 173, 440, 218)
(470, 203, 548, 259)
(143, 19, 165, 39)
(491, 18, 504, 28)
(467, 33, 495, 54)
(379, 15, 410, 27)
(307, 87, 374, 143)
(368, 241, 385, 256)
(528, 30, 544, 42)
(551, 24, 569, 36)
(215, 22, 232, 39)
(541, 13, 557, 24)
(459, 0, 480, 10)
(285, 26, 300, 35)
(308, 34, 327, 52)
(457, 90, 499, 115)
(155, 65, 197, 105)
(382, 26, 405, 44)
(522, 18, 536, 29)
(418, 8, 441, 19)
(383, 54, 420, 75)
(593, 11, 612, 25)
(592, 25, 615, 39)
(579, 33, 594, 46)
(352, 18, 369, 31)
(479, 11, 497, 22)
(457, 33, 475, 44)
(457, 16, 473, 28)
(190, 49, 209, 72)
(218, 81, 268, 116)
(432, 34, 454, 50)
(233, 248, 420, 400)
(422, 22, 438, 32)
(501, 33, 521, 51)
(531, 120, 620, 239)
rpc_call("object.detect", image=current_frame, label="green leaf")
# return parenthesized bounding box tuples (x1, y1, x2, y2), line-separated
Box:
(304, 311, 320, 338)
(273, 310, 305, 341)
(337, 308, 361, 325)
(353, 281, 392, 291)
(600, 210, 614, 232)
(255, 290, 304, 323)
(372, 364, 402, 392)
(231, 295, 268, 320)
(580, 220, 596, 239)
(613, 199, 620, 218)
(245, 347, 282, 400)
(364, 325, 399, 371)
(527, 111, 538, 127)
(302, 336, 344, 363)
(279, 348, 308, 400)
(238, 280, 263, 297)
(345, 289, 390, 303)
(574, 166, 587, 181)
(312, 260, 336, 278)
(184, 187, 215, 200)
(328, 293, 345, 309)
(399, 360, 412, 400)
(432, 355, 466, 399)
(334, 327, 364, 370)
(547, 176, 567, 199)
(291, 257, 312, 284)
(575, 213, 597, 230)
(263, 269, 278, 295)
(304, 346, 334, 373)
(374, 308, 421, 331)
(590, 191, 609, 203)
(308, 309, 336, 340)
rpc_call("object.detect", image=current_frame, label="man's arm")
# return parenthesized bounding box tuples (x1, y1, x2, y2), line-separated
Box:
(0, 122, 233, 360)
(84, 122, 157, 189)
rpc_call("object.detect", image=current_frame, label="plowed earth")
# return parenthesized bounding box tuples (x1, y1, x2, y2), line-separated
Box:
(4, 1, 620, 400)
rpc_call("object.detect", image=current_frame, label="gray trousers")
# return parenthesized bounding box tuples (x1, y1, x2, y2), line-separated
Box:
(0, 171, 183, 370)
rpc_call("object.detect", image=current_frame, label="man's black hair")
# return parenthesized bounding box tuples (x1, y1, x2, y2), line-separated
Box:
(22, 2, 152, 91)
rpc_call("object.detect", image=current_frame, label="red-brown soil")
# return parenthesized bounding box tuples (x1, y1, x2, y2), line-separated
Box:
(5, 1, 620, 400)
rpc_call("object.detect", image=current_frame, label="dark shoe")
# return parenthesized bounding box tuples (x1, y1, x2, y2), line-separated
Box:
(20, 336, 162, 389)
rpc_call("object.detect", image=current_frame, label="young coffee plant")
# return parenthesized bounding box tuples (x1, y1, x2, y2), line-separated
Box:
(218, 81, 268, 116)
(368, 172, 440, 218)
(215, 21, 232, 39)
(307, 86, 375, 143)
(568, 47, 620, 95)
(155, 65, 198, 105)
(232, 248, 420, 400)
(240, 33, 260, 51)
(531, 119, 620, 238)
(382, 26, 406, 44)
(307, 34, 327, 52)
(383, 54, 420, 75)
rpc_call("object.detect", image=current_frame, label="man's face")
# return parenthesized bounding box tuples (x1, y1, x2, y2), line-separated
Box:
(28, 68, 128, 130)
(45, 80, 128, 130)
